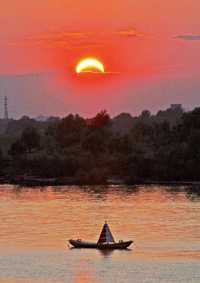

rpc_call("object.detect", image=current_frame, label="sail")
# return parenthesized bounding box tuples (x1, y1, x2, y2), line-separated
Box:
(97, 223, 115, 244)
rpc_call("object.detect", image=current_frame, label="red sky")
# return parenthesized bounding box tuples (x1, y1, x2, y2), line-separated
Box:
(0, 0, 200, 118)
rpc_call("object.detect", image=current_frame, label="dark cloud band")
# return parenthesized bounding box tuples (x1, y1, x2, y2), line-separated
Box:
(175, 35, 200, 41)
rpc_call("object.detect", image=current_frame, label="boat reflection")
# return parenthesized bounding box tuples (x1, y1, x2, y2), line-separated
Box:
(98, 247, 133, 258)
(98, 248, 115, 257)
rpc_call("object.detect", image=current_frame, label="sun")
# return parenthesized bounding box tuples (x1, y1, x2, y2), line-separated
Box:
(76, 58, 105, 73)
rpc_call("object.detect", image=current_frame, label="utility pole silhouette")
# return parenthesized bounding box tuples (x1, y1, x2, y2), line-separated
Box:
(4, 96, 8, 120)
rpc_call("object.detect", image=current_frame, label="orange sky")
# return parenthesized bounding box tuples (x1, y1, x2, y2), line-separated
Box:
(0, 1, 200, 117)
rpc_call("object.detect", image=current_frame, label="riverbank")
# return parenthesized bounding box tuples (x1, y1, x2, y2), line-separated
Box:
(1, 176, 200, 187)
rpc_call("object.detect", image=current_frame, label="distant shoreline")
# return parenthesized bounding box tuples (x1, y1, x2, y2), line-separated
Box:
(0, 177, 200, 187)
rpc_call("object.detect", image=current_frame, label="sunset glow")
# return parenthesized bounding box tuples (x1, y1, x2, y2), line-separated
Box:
(0, 0, 200, 117)
(0, 1, 200, 282)
(76, 58, 105, 74)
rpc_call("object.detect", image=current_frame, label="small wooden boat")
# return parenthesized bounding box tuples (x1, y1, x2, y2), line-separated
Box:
(69, 222, 133, 250)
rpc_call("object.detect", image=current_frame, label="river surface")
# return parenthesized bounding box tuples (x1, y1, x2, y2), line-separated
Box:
(0, 185, 200, 283)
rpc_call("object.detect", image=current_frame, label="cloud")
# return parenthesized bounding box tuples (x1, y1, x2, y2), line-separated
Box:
(175, 34, 200, 41)
(9, 31, 102, 49)
(8, 27, 144, 49)
(116, 28, 144, 37)
(29, 31, 91, 41)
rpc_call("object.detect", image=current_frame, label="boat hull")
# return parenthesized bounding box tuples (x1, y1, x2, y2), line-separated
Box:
(69, 240, 133, 250)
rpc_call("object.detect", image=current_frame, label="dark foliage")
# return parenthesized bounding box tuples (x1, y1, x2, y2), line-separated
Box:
(9, 127, 40, 155)
(1, 106, 200, 184)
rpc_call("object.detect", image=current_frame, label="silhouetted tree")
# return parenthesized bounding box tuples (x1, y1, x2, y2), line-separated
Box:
(21, 127, 40, 153)
(140, 110, 151, 121)
(56, 114, 86, 147)
(89, 110, 111, 129)
(9, 140, 26, 156)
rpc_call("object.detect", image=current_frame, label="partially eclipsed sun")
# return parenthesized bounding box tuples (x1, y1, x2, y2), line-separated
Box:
(76, 58, 105, 73)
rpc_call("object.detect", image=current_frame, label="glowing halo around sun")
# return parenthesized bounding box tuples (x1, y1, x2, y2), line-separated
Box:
(76, 58, 105, 74)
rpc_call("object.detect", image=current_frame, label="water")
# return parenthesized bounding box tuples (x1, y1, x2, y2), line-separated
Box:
(0, 185, 200, 283)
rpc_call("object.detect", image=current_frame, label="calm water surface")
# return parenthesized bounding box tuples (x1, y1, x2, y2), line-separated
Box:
(0, 185, 200, 283)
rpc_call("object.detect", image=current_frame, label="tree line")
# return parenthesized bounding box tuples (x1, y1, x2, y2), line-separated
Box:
(0, 106, 200, 184)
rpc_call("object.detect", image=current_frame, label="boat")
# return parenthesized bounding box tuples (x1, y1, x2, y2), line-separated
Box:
(69, 222, 133, 250)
